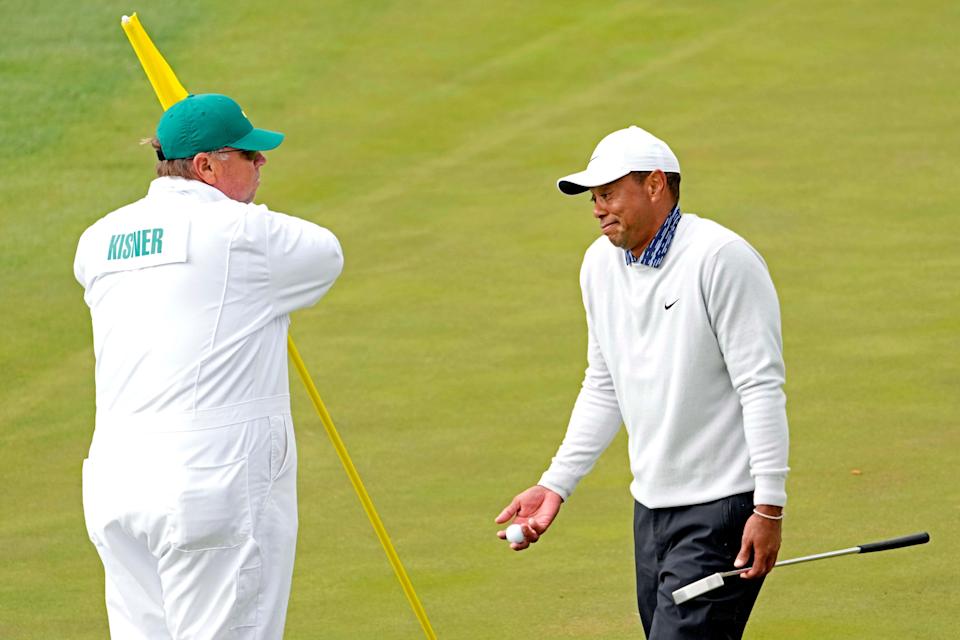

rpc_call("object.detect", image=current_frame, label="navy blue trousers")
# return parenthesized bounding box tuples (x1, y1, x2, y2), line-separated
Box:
(633, 492, 764, 639)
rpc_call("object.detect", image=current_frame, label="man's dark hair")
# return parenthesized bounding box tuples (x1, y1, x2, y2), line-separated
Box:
(630, 171, 681, 205)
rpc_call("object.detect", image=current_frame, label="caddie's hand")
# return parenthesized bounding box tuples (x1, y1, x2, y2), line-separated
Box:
(495, 485, 563, 551)
(734, 505, 782, 579)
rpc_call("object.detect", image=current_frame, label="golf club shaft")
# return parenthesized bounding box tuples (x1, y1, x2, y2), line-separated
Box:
(720, 547, 859, 577)
(721, 532, 930, 577)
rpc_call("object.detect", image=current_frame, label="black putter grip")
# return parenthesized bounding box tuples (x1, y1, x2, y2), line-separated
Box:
(858, 532, 930, 554)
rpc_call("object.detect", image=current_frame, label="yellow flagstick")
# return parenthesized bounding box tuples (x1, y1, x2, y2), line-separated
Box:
(119, 14, 438, 639)
(286, 338, 438, 639)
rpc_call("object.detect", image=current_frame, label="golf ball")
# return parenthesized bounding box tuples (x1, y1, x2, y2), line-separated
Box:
(505, 524, 525, 544)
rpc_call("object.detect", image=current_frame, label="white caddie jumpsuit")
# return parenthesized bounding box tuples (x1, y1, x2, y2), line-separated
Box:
(73, 176, 344, 639)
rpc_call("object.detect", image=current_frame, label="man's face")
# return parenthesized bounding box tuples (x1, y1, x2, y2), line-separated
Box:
(204, 148, 267, 203)
(590, 173, 660, 255)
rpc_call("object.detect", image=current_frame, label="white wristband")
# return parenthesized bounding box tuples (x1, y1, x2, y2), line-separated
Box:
(753, 508, 784, 521)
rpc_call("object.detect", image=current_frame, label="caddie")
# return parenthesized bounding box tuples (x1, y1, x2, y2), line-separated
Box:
(496, 126, 790, 639)
(74, 93, 343, 639)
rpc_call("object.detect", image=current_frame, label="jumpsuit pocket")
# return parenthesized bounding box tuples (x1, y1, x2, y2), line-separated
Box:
(269, 415, 296, 482)
(231, 563, 262, 629)
(171, 457, 252, 552)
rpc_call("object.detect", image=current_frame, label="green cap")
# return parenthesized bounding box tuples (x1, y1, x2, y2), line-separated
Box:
(156, 93, 284, 159)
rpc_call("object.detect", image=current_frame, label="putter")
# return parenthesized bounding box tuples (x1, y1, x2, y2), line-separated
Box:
(672, 531, 930, 605)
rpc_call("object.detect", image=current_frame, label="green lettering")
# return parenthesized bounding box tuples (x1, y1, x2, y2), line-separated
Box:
(107, 234, 122, 260)
(152, 228, 163, 254)
(108, 228, 167, 260)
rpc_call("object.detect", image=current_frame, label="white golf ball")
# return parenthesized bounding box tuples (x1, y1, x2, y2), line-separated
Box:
(505, 524, 526, 544)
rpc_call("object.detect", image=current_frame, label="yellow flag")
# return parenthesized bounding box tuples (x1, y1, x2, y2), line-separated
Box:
(120, 13, 188, 110)
(117, 15, 436, 638)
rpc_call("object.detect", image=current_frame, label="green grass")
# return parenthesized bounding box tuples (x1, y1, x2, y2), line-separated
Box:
(1, 0, 958, 637)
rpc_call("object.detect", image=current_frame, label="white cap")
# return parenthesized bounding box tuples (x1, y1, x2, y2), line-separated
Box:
(556, 126, 680, 195)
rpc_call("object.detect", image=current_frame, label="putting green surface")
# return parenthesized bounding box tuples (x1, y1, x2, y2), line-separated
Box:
(1, 1, 957, 637)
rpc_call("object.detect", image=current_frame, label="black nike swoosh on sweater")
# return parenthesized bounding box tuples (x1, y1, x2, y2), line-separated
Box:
(664, 299, 679, 310)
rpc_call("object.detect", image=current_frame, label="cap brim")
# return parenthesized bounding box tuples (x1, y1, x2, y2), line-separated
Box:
(228, 127, 285, 152)
(556, 166, 630, 195)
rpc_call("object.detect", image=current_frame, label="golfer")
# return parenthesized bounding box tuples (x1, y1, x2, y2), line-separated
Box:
(496, 126, 789, 638)
(73, 93, 343, 638)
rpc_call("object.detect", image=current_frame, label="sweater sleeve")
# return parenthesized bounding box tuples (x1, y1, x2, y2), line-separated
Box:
(705, 239, 790, 506)
(539, 268, 623, 500)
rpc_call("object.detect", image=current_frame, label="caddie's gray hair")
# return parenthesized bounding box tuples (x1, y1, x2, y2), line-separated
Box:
(143, 137, 229, 179)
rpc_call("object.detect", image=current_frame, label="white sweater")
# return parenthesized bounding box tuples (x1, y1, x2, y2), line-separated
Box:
(539, 214, 789, 508)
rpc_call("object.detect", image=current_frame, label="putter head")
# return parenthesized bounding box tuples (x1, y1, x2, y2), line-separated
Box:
(672, 572, 725, 605)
